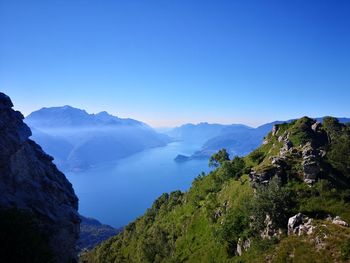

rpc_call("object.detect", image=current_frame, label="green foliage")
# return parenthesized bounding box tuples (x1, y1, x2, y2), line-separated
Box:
(214, 157, 245, 183)
(341, 239, 350, 261)
(249, 150, 265, 165)
(215, 207, 250, 256)
(292, 179, 350, 222)
(140, 226, 172, 263)
(324, 121, 350, 180)
(250, 177, 295, 231)
(0, 209, 54, 263)
(82, 116, 350, 263)
(288, 117, 316, 146)
(209, 148, 230, 167)
(323, 116, 342, 138)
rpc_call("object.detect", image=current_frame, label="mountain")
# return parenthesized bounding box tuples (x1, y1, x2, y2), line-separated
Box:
(0, 93, 79, 262)
(79, 216, 121, 252)
(167, 122, 229, 143)
(82, 116, 350, 263)
(25, 106, 171, 171)
(174, 118, 350, 162)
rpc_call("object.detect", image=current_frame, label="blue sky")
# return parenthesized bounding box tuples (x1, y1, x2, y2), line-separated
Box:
(1, 0, 349, 127)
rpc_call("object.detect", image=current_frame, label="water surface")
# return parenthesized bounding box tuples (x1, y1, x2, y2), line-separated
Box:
(66, 142, 209, 228)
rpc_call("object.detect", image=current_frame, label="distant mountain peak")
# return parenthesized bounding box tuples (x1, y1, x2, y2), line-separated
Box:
(96, 111, 111, 116)
(25, 106, 143, 128)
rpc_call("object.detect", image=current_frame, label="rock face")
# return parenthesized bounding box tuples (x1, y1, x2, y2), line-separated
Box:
(301, 142, 321, 185)
(0, 93, 80, 262)
(250, 118, 329, 188)
(288, 213, 315, 236)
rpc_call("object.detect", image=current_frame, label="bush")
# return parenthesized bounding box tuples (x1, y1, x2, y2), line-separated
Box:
(215, 157, 246, 183)
(250, 177, 295, 231)
(215, 207, 250, 256)
(209, 149, 230, 167)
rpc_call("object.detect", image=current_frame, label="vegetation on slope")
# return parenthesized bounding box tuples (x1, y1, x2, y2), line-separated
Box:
(81, 117, 350, 263)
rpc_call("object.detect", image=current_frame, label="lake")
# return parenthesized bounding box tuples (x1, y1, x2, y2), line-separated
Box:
(66, 142, 210, 228)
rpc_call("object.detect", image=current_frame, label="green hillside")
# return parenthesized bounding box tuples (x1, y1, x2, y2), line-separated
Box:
(81, 117, 350, 263)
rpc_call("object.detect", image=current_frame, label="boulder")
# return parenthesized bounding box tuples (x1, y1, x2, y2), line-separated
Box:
(288, 213, 315, 236)
(332, 216, 349, 227)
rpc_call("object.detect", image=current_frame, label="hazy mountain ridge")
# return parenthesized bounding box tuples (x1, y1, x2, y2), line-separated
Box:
(25, 106, 171, 171)
(26, 106, 147, 128)
(172, 117, 350, 162)
(79, 215, 121, 252)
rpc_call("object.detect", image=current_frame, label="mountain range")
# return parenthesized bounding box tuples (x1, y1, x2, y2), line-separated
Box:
(25, 106, 171, 171)
(26, 107, 350, 171)
(170, 117, 350, 162)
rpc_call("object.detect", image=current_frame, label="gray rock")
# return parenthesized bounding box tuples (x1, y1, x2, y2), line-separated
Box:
(272, 125, 279, 136)
(236, 238, 251, 256)
(280, 140, 293, 156)
(0, 92, 80, 262)
(288, 213, 315, 236)
(311, 122, 321, 132)
(301, 142, 321, 185)
(332, 216, 349, 227)
(261, 214, 282, 239)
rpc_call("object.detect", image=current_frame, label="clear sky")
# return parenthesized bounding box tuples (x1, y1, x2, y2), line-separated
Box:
(0, 0, 349, 127)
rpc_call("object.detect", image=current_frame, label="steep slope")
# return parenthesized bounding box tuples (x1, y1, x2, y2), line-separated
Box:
(25, 106, 171, 171)
(0, 93, 80, 262)
(82, 116, 350, 263)
(79, 216, 121, 252)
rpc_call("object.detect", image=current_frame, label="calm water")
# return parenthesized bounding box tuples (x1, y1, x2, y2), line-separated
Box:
(66, 142, 210, 228)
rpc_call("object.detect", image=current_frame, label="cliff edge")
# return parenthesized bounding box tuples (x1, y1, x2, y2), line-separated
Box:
(0, 92, 80, 262)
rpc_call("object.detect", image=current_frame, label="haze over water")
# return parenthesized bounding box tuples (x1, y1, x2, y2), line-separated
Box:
(66, 141, 210, 227)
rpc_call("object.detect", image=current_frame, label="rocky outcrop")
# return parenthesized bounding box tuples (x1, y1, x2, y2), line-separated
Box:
(0, 93, 80, 262)
(326, 215, 349, 227)
(236, 238, 251, 256)
(249, 158, 286, 188)
(301, 142, 321, 185)
(261, 214, 283, 239)
(250, 119, 329, 187)
(288, 213, 315, 236)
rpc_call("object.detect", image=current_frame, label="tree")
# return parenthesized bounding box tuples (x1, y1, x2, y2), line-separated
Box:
(250, 177, 295, 232)
(209, 149, 230, 168)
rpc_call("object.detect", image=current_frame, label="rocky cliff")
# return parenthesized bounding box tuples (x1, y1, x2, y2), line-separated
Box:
(0, 92, 80, 262)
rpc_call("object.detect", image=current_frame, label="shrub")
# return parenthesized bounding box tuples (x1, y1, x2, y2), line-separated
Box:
(209, 149, 230, 167)
(215, 207, 250, 256)
(250, 177, 295, 231)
